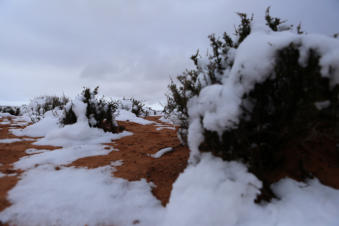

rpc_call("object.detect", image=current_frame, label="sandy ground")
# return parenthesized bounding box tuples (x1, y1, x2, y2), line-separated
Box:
(0, 117, 60, 212)
(1, 114, 337, 222)
(70, 116, 189, 205)
(0, 116, 189, 214)
(256, 127, 339, 201)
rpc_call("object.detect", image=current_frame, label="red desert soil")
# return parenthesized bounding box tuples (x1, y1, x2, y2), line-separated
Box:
(260, 129, 339, 198)
(70, 116, 189, 206)
(0, 115, 189, 212)
(1, 114, 337, 212)
(0, 117, 60, 212)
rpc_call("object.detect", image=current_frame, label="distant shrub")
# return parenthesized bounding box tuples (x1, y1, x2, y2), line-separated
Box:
(166, 8, 339, 200)
(61, 87, 122, 133)
(118, 98, 155, 117)
(0, 106, 20, 116)
(145, 106, 158, 116)
(22, 95, 69, 122)
(130, 98, 145, 117)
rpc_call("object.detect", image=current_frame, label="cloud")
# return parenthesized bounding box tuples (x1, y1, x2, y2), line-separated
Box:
(80, 62, 116, 80)
(0, 0, 338, 106)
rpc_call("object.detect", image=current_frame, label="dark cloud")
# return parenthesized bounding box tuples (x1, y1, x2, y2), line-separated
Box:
(0, 0, 338, 106)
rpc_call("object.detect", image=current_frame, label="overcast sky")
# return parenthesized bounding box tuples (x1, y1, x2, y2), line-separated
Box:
(0, 0, 338, 108)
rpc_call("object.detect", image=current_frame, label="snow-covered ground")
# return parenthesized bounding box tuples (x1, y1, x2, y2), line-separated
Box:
(2, 122, 339, 226)
(1, 107, 339, 226)
(116, 109, 154, 125)
(1, 165, 164, 226)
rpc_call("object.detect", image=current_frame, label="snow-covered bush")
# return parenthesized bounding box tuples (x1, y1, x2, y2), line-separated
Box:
(21, 95, 69, 122)
(0, 105, 20, 116)
(61, 87, 121, 133)
(166, 8, 339, 199)
(118, 98, 155, 117)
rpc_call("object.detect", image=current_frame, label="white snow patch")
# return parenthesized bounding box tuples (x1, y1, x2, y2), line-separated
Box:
(15, 144, 115, 170)
(0, 138, 22, 143)
(33, 123, 132, 147)
(0, 121, 10, 125)
(110, 160, 123, 167)
(0, 165, 164, 226)
(0, 113, 12, 117)
(0, 138, 35, 144)
(116, 109, 154, 125)
(246, 178, 339, 226)
(22, 138, 36, 142)
(163, 153, 261, 226)
(163, 153, 339, 226)
(158, 116, 173, 124)
(156, 126, 175, 131)
(150, 147, 173, 158)
(11, 122, 29, 127)
(0, 172, 5, 178)
(11, 111, 60, 137)
(25, 148, 49, 155)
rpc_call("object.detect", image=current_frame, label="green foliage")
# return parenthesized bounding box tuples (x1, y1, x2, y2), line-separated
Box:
(164, 70, 200, 128)
(235, 12, 253, 45)
(164, 11, 254, 143)
(265, 7, 285, 31)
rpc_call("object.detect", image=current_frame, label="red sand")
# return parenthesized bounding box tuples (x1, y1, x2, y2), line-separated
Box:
(1, 115, 337, 213)
(0, 116, 189, 212)
(0, 117, 60, 212)
(70, 116, 189, 206)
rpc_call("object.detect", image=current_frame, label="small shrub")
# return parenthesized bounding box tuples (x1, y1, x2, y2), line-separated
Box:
(61, 87, 120, 133)
(130, 98, 145, 117)
(22, 95, 69, 122)
(119, 98, 150, 117)
(0, 106, 20, 116)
